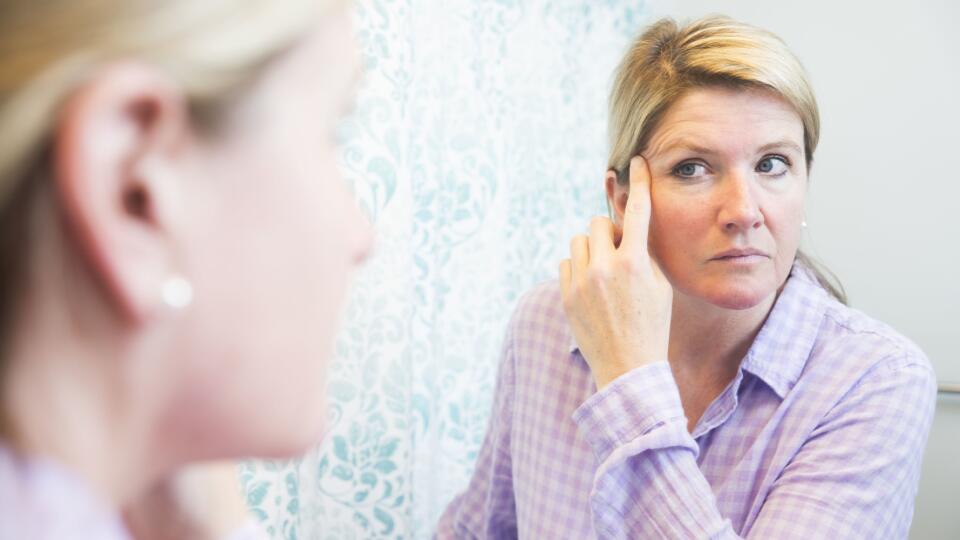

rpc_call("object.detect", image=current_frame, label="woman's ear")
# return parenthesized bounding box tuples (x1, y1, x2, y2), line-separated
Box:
(605, 169, 628, 226)
(53, 62, 192, 323)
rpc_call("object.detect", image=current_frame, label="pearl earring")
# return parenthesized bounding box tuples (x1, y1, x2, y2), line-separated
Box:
(801, 220, 808, 228)
(162, 275, 193, 309)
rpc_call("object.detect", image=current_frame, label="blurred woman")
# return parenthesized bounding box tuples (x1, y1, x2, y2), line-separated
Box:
(0, 0, 371, 537)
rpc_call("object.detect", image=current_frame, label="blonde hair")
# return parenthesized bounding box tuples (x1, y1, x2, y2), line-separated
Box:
(0, 0, 347, 202)
(608, 16, 845, 303)
(0, 0, 345, 360)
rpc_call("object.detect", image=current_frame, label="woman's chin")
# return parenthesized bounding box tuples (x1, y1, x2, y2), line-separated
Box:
(710, 293, 767, 310)
(251, 402, 330, 459)
(698, 281, 774, 311)
(288, 407, 331, 455)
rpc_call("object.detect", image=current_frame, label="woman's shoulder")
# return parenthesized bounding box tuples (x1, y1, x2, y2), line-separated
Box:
(786, 262, 931, 375)
(817, 295, 932, 374)
(0, 443, 131, 539)
(504, 279, 576, 357)
(751, 265, 934, 404)
(796, 293, 937, 412)
(511, 279, 564, 324)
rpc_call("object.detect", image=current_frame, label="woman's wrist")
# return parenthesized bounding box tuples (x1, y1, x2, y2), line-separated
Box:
(593, 357, 665, 390)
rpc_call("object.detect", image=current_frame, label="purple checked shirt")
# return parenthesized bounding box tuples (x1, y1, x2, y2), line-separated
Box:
(436, 263, 937, 539)
(0, 444, 269, 540)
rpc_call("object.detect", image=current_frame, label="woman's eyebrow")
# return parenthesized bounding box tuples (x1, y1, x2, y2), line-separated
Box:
(651, 139, 718, 156)
(757, 140, 803, 154)
(652, 138, 803, 156)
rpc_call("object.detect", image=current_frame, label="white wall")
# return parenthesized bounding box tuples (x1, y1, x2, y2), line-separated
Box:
(644, 1, 960, 537)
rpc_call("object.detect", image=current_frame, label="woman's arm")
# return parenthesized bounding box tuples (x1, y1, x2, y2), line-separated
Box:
(747, 355, 935, 538)
(435, 327, 519, 539)
(572, 355, 936, 539)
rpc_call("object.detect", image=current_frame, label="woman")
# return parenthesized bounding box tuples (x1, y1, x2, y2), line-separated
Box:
(437, 16, 936, 539)
(0, 0, 370, 538)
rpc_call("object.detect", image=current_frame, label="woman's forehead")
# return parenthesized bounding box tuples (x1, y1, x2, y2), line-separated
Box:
(645, 86, 804, 158)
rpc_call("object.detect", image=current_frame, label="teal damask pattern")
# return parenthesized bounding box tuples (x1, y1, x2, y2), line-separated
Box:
(243, 1, 647, 538)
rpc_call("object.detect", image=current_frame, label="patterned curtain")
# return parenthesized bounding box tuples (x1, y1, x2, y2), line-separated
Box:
(242, 1, 647, 538)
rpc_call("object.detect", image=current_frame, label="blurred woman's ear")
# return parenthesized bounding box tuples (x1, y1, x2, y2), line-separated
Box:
(53, 62, 192, 323)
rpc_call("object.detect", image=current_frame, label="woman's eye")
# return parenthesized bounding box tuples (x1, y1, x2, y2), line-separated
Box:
(673, 162, 708, 178)
(756, 156, 789, 176)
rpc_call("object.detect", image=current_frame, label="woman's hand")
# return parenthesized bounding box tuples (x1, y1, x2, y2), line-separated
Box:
(123, 461, 254, 540)
(559, 156, 673, 390)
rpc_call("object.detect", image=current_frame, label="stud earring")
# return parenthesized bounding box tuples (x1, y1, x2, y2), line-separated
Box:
(162, 275, 193, 309)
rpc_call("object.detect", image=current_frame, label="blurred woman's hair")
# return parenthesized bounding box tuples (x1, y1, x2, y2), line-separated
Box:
(0, 0, 343, 370)
(607, 15, 845, 303)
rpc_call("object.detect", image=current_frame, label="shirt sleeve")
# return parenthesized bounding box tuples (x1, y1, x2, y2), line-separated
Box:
(571, 357, 937, 540)
(435, 327, 518, 539)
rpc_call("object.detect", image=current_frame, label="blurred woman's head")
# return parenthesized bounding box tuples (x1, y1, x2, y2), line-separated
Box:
(605, 16, 842, 310)
(0, 0, 371, 476)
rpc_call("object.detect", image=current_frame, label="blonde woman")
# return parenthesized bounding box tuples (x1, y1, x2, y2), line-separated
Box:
(0, 1, 370, 538)
(437, 16, 936, 539)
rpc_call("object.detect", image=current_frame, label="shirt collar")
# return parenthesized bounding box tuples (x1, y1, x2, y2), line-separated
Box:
(566, 262, 829, 399)
(740, 262, 828, 398)
(567, 331, 579, 356)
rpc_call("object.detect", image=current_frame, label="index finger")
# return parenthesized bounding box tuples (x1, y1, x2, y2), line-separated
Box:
(619, 155, 652, 254)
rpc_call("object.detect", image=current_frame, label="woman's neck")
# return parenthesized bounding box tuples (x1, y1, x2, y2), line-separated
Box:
(0, 185, 178, 512)
(1, 285, 167, 509)
(667, 289, 777, 387)
(5, 349, 137, 508)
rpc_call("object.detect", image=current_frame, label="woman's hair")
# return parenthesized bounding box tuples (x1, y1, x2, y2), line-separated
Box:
(608, 15, 845, 303)
(0, 0, 344, 383)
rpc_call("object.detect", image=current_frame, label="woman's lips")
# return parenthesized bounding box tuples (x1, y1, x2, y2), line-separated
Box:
(710, 248, 770, 264)
(714, 254, 768, 264)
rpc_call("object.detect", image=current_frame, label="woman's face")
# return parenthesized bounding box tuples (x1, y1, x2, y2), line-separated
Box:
(612, 86, 807, 311)
(169, 8, 372, 457)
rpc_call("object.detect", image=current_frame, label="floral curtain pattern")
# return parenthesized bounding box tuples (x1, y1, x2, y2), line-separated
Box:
(243, 1, 647, 538)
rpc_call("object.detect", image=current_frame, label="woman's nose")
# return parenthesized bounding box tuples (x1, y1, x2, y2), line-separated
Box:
(717, 173, 764, 232)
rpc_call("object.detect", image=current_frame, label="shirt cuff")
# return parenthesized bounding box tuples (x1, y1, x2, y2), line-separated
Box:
(571, 361, 687, 464)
